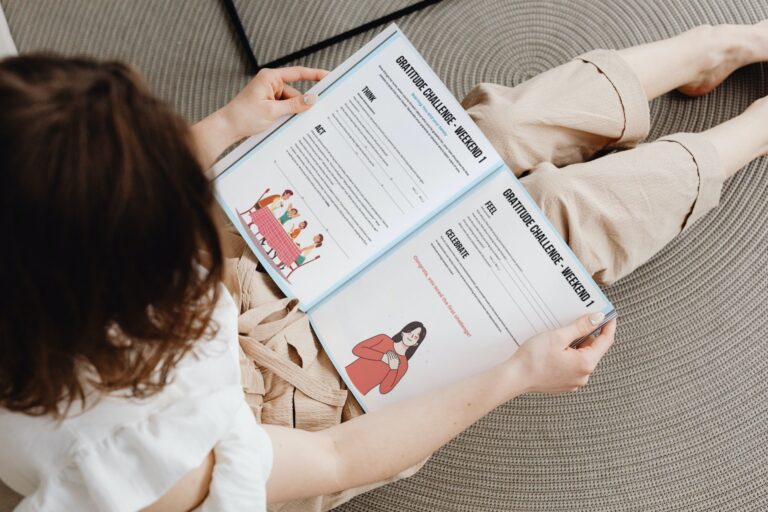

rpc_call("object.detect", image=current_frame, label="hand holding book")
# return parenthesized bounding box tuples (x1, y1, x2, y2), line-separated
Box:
(511, 313, 617, 394)
(192, 66, 328, 168)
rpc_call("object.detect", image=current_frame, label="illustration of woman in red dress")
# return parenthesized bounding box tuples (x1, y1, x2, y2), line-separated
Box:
(345, 321, 427, 395)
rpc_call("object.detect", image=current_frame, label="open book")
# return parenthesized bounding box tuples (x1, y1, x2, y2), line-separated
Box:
(212, 25, 616, 412)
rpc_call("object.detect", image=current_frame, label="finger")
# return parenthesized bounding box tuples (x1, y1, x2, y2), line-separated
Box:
(280, 84, 302, 99)
(576, 320, 617, 373)
(272, 66, 329, 84)
(557, 312, 607, 348)
(583, 319, 616, 361)
(575, 329, 601, 349)
(575, 335, 597, 349)
(271, 93, 318, 117)
(577, 317, 615, 347)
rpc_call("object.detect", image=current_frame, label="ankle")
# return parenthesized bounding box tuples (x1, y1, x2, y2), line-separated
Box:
(686, 25, 752, 70)
(673, 26, 719, 79)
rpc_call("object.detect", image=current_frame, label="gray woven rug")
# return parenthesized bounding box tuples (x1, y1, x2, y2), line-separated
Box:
(2, 0, 767, 510)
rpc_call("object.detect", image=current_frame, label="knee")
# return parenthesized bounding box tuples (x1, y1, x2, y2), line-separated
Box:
(522, 165, 634, 286)
(522, 165, 572, 220)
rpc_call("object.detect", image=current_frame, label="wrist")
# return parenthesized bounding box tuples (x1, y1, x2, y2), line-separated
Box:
(209, 105, 245, 145)
(498, 357, 530, 399)
(190, 106, 244, 169)
(470, 362, 529, 409)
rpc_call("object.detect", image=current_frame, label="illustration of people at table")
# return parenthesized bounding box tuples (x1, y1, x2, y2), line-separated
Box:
(345, 321, 427, 395)
(237, 186, 324, 279)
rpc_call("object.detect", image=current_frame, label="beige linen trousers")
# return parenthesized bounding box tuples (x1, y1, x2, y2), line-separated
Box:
(223, 49, 725, 511)
(464, 49, 724, 285)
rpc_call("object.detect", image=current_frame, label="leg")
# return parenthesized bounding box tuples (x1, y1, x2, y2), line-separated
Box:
(700, 98, 768, 178)
(618, 22, 768, 99)
(463, 22, 768, 173)
(462, 50, 649, 174)
(521, 101, 767, 284)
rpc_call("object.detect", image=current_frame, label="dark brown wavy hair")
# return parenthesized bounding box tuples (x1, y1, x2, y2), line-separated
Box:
(0, 55, 223, 417)
(392, 321, 427, 360)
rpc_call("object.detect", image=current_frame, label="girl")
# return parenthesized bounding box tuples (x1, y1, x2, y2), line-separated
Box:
(288, 220, 308, 240)
(0, 55, 613, 512)
(2, 21, 768, 511)
(295, 234, 324, 265)
(346, 321, 427, 395)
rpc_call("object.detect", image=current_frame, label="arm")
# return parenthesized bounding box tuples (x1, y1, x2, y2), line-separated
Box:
(350, 334, 390, 360)
(190, 109, 243, 171)
(190, 67, 327, 169)
(379, 359, 408, 394)
(263, 364, 512, 504)
(265, 314, 616, 504)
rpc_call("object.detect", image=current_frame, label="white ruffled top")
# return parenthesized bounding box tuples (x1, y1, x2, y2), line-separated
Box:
(0, 287, 272, 511)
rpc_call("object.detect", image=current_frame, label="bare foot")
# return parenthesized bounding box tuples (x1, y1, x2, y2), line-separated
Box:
(677, 22, 768, 97)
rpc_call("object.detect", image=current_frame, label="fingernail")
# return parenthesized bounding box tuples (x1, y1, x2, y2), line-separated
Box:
(303, 93, 316, 105)
(589, 312, 605, 326)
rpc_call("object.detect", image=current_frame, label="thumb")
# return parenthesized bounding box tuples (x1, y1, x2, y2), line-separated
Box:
(273, 93, 317, 117)
(556, 312, 605, 347)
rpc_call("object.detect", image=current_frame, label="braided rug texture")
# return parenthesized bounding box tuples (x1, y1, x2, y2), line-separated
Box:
(1, 1, 767, 511)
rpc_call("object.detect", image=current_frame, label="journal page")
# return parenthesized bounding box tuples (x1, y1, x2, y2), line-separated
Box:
(309, 167, 615, 412)
(213, 25, 499, 309)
